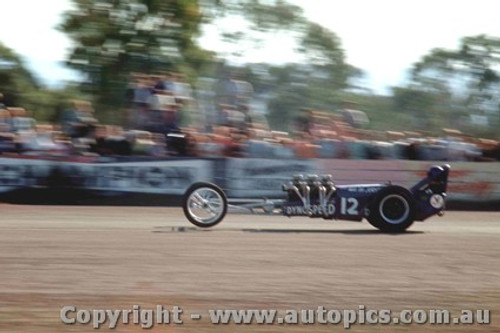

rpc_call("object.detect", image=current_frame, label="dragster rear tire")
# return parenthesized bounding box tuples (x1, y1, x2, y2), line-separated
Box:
(367, 186, 415, 233)
(182, 182, 227, 228)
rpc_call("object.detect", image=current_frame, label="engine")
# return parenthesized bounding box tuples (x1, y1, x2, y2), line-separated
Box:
(282, 174, 337, 218)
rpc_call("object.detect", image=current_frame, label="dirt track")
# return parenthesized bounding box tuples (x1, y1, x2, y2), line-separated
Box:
(0, 205, 499, 332)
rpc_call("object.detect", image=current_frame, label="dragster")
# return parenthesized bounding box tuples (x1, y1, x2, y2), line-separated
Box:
(182, 164, 450, 233)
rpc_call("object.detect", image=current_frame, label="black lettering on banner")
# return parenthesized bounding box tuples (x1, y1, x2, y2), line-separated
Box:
(98, 166, 111, 188)
(0, 165, 22, 186)
(244, 164, 310, 177)
(109, 166, 130, 189)
(84, 165, 98, 187)
(0, 163, 52, 188)
(0, 161, 200, 193)
(64, 164, 87, 187)
(124, 167, 135, 186)
(140, 167, 164, 188)
(23, 164, 37, 186)
(134, 166, 195, 190)
(162, 167, 194, 188)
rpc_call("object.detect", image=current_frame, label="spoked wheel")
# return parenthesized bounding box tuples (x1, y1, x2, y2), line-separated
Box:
(182, 182, 227, 228)
(367, 186, 415, 233)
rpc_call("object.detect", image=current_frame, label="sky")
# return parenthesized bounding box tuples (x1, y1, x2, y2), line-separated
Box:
(0, 0, 499, 94)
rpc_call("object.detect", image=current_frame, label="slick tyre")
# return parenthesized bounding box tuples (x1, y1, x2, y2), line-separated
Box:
(368, 186, 415, 233)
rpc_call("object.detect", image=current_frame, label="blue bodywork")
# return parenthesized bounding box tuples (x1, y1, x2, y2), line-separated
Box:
(282, 164, 450, 222)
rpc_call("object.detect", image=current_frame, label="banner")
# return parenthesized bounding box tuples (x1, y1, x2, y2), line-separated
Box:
(224, 158, 315, 197)
(56, 159, 214, 195)
(0, 158, 52, 193)
(0, 157, 498, 204)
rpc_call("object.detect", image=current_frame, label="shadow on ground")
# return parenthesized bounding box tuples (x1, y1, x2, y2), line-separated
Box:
(152, 226, 424, 235)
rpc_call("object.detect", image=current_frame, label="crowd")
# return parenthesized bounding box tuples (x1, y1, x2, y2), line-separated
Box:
(125, 72, 193, 133)
(0, 84, 499, 161)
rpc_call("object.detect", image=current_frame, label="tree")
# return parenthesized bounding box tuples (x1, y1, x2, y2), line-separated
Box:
(60, 0, 359, 129)
(0, 42, 40, 107)
(60, 0, 213, 122)
(204, 1, 359, 130)
(298, 22, 349, 89)
(0, 42, 78, 122)
(410, 35, 500, 136)
(413, 35, 500, 94)
(203, 0, 353, 89)
(412, 35, 500, 111)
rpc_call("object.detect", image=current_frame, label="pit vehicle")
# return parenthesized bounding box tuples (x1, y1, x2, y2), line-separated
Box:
(182, 164, 450, 233)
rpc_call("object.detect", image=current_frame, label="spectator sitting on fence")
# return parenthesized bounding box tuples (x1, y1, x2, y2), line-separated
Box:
(90, 125, 131, 156)
(145, 88, 175, 132)
(206, 126, 241, 157)
(162, 102, 181, 135)
(126, 74, 153, 129)
(60, 100, 98, 139)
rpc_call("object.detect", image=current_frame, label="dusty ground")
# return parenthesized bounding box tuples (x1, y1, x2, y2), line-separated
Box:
(0, 205, 499, 332)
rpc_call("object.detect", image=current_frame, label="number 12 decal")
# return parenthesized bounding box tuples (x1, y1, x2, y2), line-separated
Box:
(340, 197, 359, 215)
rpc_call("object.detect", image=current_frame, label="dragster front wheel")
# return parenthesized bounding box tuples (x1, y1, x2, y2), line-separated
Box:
(183, 182, 228, 228)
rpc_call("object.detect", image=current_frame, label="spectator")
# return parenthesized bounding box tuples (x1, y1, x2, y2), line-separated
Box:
(90, 125, 131, 156)
(60, 100, 98, 139)
(162, 102, 181, 135)
(294, 108, 314, 135)
(154, 72, 174, 92)
(0, 93, 5, 109)
(171, 73, 193, 105)
(217, 74, 239, 107)
(237, 104, 253, 134)
(144, 89, 176, 133)
(129, 76, 153, 129)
